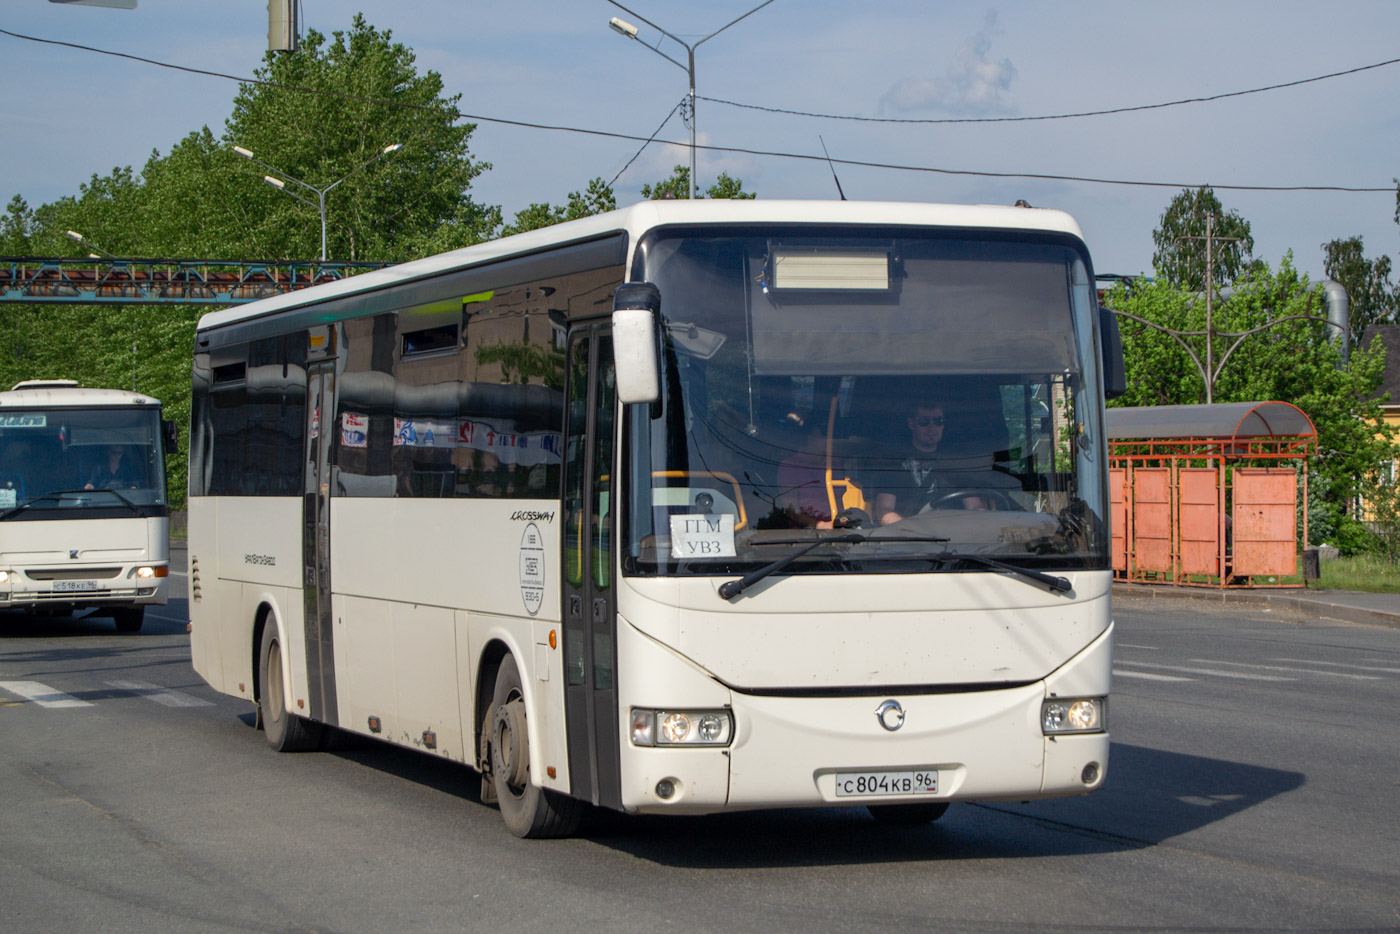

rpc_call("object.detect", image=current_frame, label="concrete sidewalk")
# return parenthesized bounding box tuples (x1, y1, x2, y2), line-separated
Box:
(1114, 582, 1400, 629)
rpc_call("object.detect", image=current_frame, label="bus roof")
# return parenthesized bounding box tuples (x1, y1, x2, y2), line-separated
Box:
(0, 385, 162, 408)
(196, 199, 1088, 334)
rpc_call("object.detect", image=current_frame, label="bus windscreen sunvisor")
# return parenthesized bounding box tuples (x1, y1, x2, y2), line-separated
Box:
(751, 243, 1078, 377)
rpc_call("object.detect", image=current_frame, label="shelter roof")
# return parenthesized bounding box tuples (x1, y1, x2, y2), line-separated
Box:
(1105, 402, 1315, 440)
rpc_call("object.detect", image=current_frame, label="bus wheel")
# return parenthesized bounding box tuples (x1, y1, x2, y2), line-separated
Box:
(489, 654, 581, 838)
(258, 623, 321, 752)
(113, 607, 145, 633)
(867, 802, 949, 825)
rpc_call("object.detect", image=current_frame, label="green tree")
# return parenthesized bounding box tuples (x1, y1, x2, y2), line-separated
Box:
(1151, 186, 1254, 291)
(0, 15, 504, 508)
(641, 165, 756, 200)
(222, 15, 497, 261)
(1107, 256, 1393, 549)
(1322, 235, 1398, 346)
(500, 178, 617, 237)
(0, 196, 37, 254)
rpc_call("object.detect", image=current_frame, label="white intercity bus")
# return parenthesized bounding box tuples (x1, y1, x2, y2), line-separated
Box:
(0, 380, 177, 632)
(187, 200, 1124, 837)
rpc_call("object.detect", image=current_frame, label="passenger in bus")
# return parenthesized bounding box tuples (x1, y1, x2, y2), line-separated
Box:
(85, 444, 141, 491)
(775, 420, 840, 529)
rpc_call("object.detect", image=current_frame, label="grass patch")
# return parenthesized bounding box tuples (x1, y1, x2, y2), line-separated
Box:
(1316, 554, 1400, 594)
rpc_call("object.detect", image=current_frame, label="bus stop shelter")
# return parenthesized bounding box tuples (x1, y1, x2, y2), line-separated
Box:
(1107, 402, 1317, 588)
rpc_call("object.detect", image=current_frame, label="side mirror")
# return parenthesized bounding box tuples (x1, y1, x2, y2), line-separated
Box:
(162, 419, 179, 455)
(612, 282, 661, 405)
(1099, 307, 1127, 400)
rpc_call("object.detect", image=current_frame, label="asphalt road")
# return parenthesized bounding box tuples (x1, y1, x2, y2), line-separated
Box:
(2, 575, 1398, 933)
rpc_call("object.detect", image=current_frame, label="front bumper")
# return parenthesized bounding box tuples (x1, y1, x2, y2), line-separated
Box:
(0, 564, 169, 611)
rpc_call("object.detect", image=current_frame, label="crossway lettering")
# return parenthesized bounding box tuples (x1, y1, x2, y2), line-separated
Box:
(0, 680, 93, 708)
(105, 679, 213, 707)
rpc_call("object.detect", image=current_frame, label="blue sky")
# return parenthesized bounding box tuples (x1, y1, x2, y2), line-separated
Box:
(3, 1, 1397, 280)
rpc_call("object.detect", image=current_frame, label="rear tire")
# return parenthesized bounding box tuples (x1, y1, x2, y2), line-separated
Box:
(867, 802, 950, 825)
(113, 607, 144, 633)
(489, 654, 581, 838)
(258, 622, 322, 752)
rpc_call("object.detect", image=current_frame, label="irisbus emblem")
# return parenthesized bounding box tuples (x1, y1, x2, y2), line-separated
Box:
(875, 699, 905, 732)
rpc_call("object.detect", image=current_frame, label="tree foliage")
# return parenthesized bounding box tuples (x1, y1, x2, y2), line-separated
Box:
(640, 165, 756, 200)
(0, 16, 502, 508)
(1322, 235, 1398, 347)
(1107, 256, 1393, 548)
(500, 178, 617, 237)
(1151, 186, 1254, 291)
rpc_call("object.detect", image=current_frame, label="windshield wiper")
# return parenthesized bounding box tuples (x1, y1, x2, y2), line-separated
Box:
(931, 550, 1072, 594)
(718, 533, 949, 600)
(0, 488, 143, 520)
(0, 492, 66, 520)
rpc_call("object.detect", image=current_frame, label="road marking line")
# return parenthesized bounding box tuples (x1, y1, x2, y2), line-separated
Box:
(1117, 643, 1159, 650)
(1191, 659, 1381, 680)
(105, 679, 213, 708)
(1113, 668, 1194, 682)
(1272, 658, 1400, 674)
(1119, 661, 1293, 682)
(0, 681, 94, 708)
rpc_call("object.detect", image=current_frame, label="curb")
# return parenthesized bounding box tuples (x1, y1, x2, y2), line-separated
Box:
(1112, 583, 1400, 630)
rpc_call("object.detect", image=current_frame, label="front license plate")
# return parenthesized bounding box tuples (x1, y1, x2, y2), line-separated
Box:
(834, 769, 939, 797)
(53, 580, 100, 593)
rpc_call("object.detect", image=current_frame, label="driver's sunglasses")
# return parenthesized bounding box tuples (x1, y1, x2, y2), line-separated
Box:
(914, 415, 945, 427)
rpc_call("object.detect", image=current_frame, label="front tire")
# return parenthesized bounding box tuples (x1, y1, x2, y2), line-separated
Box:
(489, 655, 581, 838)
(113, 607, 144, 633)
(867, 802, 950, 825)
(258, 622, 321, 752)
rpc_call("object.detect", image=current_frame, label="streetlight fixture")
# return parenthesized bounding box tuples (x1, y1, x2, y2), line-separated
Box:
(606, 0, 775, 199)
(65, 230, 115, 258)
(232, 143, 404, 261)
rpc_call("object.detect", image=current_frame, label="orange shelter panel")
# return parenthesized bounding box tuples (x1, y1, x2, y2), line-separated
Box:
(1179, 468, 1221, 576)
(1233, 467, 1297, 576)
(1132, 468, 1172, 573)
(1110, 468, 1127, 571)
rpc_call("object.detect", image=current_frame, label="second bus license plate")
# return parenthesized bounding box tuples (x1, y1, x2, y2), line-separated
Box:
(834, 769, 939, 797)
(54, 580, 100, 592)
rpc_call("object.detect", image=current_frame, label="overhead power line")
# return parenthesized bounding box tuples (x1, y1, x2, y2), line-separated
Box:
(0, 27, 1392, 195)
(698, 55, 1400, 124)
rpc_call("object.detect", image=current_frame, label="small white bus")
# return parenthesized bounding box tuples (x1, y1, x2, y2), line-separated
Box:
(0, 380, 177, 632)
(188, 200, 1123, 836)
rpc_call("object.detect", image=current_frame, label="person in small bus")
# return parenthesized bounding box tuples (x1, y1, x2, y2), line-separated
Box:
(85, 444, 141, 491)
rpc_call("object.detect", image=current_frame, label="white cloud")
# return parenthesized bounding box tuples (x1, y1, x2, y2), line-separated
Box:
(880, 10, 1016, 115)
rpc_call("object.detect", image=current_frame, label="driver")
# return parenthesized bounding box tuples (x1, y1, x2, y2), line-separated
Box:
(84, 444, 140, 491)
(873, 401, 950, 526)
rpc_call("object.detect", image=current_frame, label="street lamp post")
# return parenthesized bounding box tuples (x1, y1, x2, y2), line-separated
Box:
(65, 230, 115, 259)
(607, 0, 775, 199)
(232, 143, 403, 261)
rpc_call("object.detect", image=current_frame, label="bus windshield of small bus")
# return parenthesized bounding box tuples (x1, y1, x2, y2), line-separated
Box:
(0, 408, 167, 513)
(624, 229, 1108, 577)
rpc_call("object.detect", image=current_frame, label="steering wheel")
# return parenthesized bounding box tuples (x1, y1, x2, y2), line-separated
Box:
(928, 489, 1016, 511)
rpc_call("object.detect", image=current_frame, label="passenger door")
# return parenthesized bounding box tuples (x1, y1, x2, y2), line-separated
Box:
(302, 363, 338, 726)
(561, 326, 620, 809)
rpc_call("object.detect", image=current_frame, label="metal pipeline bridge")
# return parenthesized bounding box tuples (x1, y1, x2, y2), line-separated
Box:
(0, 257, 392, 306)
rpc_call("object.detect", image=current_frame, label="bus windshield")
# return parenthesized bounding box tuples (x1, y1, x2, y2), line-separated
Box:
(625, 228, 1109, 577)
(0, 407, 168, 515)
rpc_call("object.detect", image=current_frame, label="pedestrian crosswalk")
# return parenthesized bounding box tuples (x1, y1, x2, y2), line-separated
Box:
(0, 679, 213, 709)
(1115, 653, 1392, 684)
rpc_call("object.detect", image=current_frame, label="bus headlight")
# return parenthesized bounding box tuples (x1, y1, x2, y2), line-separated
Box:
(134, 566, 168, 579)
(1041, 697, 1105, 735)
(0, 570, 9, 585)
(630, 708, 733, 747)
